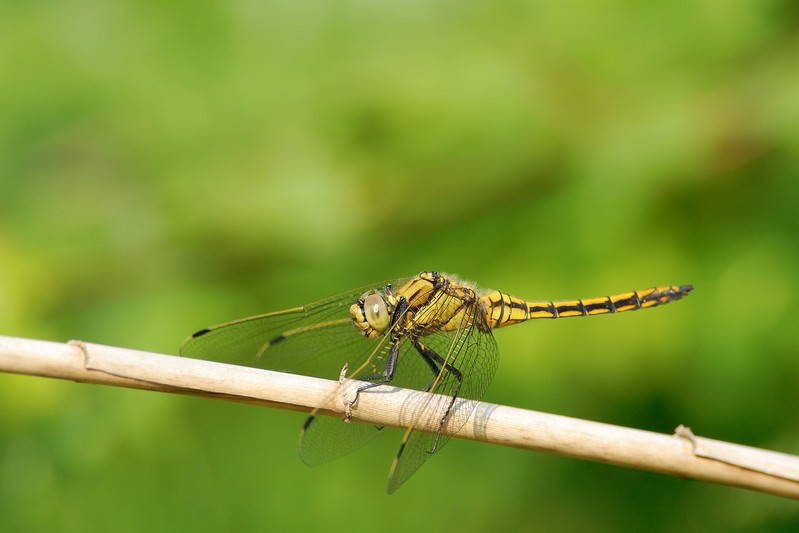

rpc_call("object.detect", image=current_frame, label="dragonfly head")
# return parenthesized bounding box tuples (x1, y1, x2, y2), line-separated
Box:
(351, 289, 394, 339)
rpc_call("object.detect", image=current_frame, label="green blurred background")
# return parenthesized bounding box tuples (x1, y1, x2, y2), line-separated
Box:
(2, 0, 798, 531)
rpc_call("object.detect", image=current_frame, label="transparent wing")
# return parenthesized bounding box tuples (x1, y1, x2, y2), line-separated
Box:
(298, 415, 384, 466)
(386, 301, 499, 493)
(297, 332, 424, 466)
(180, 280, 401, 379)
(180, 278, 407, 466)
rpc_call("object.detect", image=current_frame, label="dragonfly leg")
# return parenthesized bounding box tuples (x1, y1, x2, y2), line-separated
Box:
(388, 295, 408, 328)
(351, 338, 401, 402)
(413, 342, 442, 392)
(413, 340, 463, 454)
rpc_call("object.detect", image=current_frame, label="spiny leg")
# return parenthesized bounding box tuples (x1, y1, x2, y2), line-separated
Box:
(352, 338, 401, 398)
(414, 341, 442, 392)
(413, 340, 463, 454)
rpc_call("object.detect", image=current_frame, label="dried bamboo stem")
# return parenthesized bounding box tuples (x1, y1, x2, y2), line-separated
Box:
(1, 335, 797, 499)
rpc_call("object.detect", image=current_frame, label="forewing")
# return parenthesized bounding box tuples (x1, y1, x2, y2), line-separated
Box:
(180, 282, 394, 378)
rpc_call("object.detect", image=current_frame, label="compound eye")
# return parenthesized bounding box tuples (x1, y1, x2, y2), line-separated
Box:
(363, 293, 390, 333)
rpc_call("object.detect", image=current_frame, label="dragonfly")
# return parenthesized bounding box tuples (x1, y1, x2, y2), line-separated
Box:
(180, 271, 693, 493)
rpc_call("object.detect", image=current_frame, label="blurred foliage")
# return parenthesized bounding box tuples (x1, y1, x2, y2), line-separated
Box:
(2, 0, 799, 531)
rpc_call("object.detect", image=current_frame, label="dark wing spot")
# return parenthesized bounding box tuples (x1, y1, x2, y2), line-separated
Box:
(268, 334, 286, 346)
(191, 328, 212, 339)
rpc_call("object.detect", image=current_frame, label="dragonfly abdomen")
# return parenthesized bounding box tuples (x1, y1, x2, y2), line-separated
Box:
(483, 285, 693, 329)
